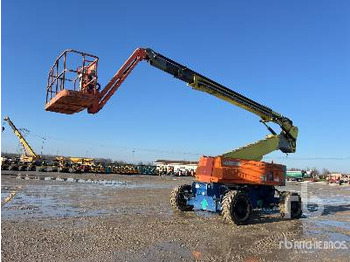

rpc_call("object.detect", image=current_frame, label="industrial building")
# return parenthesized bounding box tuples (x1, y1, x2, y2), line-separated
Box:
(154, 159, 198, 176)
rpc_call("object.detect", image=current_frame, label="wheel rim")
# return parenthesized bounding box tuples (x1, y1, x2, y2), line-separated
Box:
(291, 201, 300, 215)
(171, 185, 193, 211)
(178, 192, 187, 206)
(234, 197, 249, 220)
(178, 187, 190, 205)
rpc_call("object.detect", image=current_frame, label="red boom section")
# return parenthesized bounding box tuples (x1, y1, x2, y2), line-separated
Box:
(45, 48, 147, 115)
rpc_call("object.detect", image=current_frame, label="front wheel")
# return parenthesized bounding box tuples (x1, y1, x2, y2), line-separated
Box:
(279, 191, 302, 219)
(221, 190, 252, 225)
(170, 184, 193, 211)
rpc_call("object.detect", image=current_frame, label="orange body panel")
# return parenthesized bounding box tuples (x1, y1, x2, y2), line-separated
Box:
(45, 89, 97, 114)
(196, 156, 286, 186)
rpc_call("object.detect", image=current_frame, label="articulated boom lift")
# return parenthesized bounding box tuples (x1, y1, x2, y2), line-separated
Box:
(45, 48, 301, 225)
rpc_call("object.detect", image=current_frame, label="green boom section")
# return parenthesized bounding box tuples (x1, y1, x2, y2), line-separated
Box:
(144, 48, 298, 157)
(221, 135, 281, 161)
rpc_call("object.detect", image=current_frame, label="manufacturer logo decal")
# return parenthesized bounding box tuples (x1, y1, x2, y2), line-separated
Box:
(222, 160, 240, 166)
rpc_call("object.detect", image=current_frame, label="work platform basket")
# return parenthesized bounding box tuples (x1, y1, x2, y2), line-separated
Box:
(45, 49, 99, 114)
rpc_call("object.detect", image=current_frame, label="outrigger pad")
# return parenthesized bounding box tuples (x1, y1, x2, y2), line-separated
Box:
(45, 89, 96, 114)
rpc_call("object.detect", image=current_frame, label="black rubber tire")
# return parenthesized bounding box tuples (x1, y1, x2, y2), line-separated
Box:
(279, 191, 302, 219)
(221, 190, 252, 225)
(170, 184, 194, 211)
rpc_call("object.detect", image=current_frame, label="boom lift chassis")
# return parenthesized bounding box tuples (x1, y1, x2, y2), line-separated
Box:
(45, 48, 302, 225)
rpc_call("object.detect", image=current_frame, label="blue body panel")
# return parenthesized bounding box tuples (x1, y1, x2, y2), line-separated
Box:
(187, 182, 224, 212)
(187, 181, 279, 212)
(245, 185, 278, 208)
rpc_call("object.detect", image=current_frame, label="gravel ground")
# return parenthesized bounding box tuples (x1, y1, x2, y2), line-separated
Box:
(1, 171, 350, 261)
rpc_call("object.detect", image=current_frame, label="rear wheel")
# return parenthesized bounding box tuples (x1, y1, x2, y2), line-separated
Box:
(279, 191, 302, 219)
(221, 190, 252, 225)
(170, 184, 193, 211)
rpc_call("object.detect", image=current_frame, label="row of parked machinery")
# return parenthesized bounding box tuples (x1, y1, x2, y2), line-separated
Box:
(1, 155, 160, 175)
(1, 116, 194, 176)
(1, 116, 162, 175)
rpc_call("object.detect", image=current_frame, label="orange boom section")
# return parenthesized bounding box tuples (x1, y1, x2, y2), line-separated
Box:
(196, 156, 286, 186)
